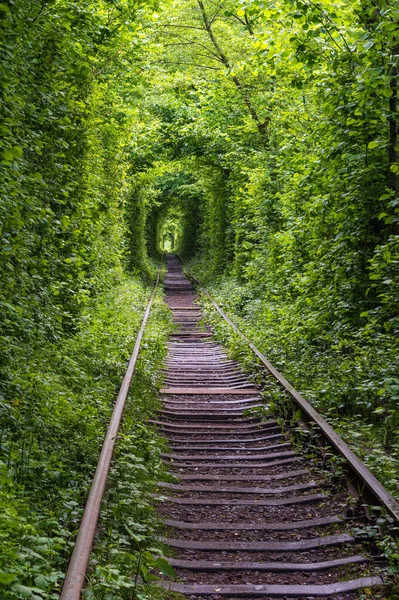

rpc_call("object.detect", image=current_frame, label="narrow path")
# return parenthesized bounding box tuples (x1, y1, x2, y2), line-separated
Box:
(155, 255, 384, 599)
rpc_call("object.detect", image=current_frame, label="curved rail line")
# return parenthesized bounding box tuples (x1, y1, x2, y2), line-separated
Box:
(155, 254, 395, 599)
(178, 254, 399, 523)
(60, 265, 162, 600)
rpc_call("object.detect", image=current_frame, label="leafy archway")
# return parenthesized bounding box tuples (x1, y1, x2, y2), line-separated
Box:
(158, 213, 183, 252)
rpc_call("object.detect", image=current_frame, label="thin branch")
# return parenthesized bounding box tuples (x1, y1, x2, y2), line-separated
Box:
(209, 4, 225, 25)
(353, 9, 374, 32)
(163, 44, 224, 63)
(321, 26, 345, 53)
(162, 29, 221, 61)
(244, 12, 255, 36)
(197, 0, 231, 66)
(307, 0, 354, 56)
(196, 0, 269, 142)
(157, 23, 205, 31)
(163, 42, 198, 47)
(158, 60, 222, 70)
(227, 11, 247, 28)
(295, 36, 329, 59)
(208, 0, 256, 34)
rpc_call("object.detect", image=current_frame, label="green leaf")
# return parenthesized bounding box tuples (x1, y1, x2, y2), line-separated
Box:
(12, 585, 35, 598)
(13, 145, 23, 159)
(124, 525, 145, 543)
(2, 149, 14, 161)
(156, 557, 177, 579)
(363, 40, 374, 51)
(0, 573, 17, 584)
(367, 141, 378, 149)
(34, 574, 48, 589)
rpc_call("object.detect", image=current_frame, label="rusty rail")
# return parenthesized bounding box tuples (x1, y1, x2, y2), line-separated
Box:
(60, 264, 162, 600)
(178, 256, 399, 523)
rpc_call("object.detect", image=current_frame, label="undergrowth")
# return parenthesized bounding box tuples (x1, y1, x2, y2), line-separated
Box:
(192, 270, 399, 500)
(84, 292, 176, 600)
(0, 272, 172, 599)
(189, 264, 399, 581)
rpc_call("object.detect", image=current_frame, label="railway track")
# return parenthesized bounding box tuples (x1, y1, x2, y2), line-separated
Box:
(61, 253, 399, 600)
(155, 254, 386, 599)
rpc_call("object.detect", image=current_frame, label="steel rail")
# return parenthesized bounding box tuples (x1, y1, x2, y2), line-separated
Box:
(60, 263, 162, 600)
(177, 256, 399, 522)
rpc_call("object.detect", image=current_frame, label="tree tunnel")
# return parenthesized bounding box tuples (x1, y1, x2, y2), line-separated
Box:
(126, 164, 204, 273)
(158, 214, 181, 252)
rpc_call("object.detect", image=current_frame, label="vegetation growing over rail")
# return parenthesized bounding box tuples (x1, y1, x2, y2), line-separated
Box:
(0, 276, 171, 598)
(1, 0, 399, 596)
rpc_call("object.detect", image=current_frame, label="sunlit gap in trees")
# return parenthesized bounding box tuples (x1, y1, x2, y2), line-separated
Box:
(157, 212, 183, 253)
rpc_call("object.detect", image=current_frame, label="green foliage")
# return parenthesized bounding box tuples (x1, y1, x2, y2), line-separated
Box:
(0, 277, 170, 598)
(0, 0, 154, 356)
(196, 278, 399, 498)
(0, 3, 171, 592)
(123, 0, 399, 502)
(83, 292, 175, 600)
(2, 0, 399, 592)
